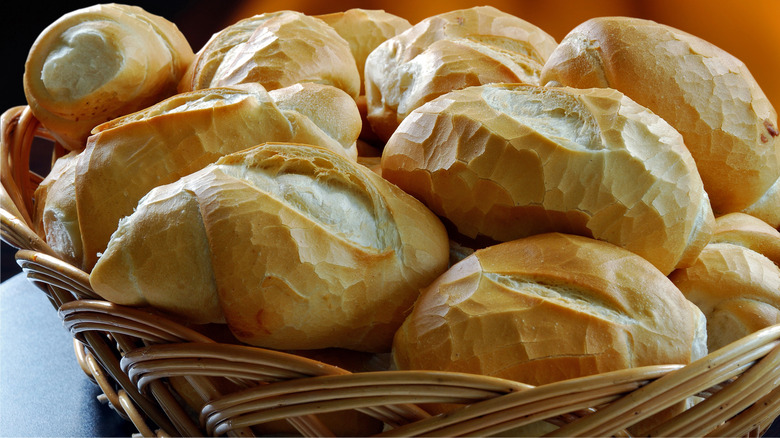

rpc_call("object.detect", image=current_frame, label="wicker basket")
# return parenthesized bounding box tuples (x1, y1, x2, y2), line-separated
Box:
(2, 104, 779, 437)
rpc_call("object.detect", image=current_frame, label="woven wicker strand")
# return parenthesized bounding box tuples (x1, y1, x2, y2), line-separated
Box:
(2, 103, 780, 437)
(546, 326, 780, 437)
(372, 366, 678, 437)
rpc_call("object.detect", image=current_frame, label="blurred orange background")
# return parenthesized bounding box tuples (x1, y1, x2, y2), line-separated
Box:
(223, 0, 780, 109)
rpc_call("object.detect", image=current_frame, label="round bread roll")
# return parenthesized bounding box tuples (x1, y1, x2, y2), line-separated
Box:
(23, 4, 194, 150)
(179, 10, 360, 99)
(316, 9, 412, 95)
(381, 83, 714, 275)
(710, 212, 780, 265)
(90, 143, 450, 351)
(76, 82, 361, 270)
(32, 151, 82, 268)
(364, 6, 558, 142)
(669, 242, 780, 352)
(540, 17, 780, 226)
(393, 233, 708, 386)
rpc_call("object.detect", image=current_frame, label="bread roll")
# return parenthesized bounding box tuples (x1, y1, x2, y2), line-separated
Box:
(316, 9, 412, 95)
(76, 82, 361, 270)
(90, 182, 222, 324)
(381, 83, 714, 275)
(32, 151, 83, 268)
(540, 17, 780, 226)
(393, 233, 708, 386)
(669, 242, 780, 351)
(364, 6, 558, 142)
(23, 4, 194, 150)
(90, 143, 450, 351)
(710, 212, 780, 265)
(179, 10, 360, 99)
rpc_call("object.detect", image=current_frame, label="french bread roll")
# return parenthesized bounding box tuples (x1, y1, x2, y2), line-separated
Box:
(381, 83, 714, 275)
(23, 4, 194, 151)
(710, 212, 780, 265)
(364, 6, 558, 142)
(178, 10, 360, 99)
(392, 233, 708, 386)
(540, 16, 780, 226)
(315, 9, 412, 95)
(90, 143, 450, 351)
(76, 82, 361, 270)
(317, 9, 412, 145)
(32, 151, 83, 268)
(669, 242, 780, 352)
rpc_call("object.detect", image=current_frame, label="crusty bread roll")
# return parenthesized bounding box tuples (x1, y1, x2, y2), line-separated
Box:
(32, 151, 83, 268)
(381, 83, 714, 275)
(76, 82, 361, 270)
(90, 143, 450, 351)
(540, 17, 780, 227)
(316, 9, 411, 95)
(23, 4, 194, 151)
(317, 9, 412, 146)
(91, 181, 222, 324)
(710, 212, 780, 265)
(364, 6, 558, 142)
(179, 10, 360, 99)
(669, 242, 780, 352)
(393, 233, 708, 386)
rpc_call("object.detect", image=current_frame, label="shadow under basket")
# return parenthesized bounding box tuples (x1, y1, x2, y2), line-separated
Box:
(2, 104, 780, 437)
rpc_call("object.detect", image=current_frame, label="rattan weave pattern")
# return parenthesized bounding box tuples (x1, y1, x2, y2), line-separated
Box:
(2, 104, 779, 437)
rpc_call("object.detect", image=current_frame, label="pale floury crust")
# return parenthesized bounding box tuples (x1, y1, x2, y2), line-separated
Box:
(381, 83, 714, 275)
(364, 6, 558, 142)
(179, 10, 360, 99)
(23, 4, 194, 150)
(393, 233, 708, 386)
(90, 143, 450, 351)
(76, 82, 361, 270)
(541, 16, 780, 225)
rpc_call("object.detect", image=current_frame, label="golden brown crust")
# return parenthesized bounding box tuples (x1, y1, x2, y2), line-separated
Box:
(381, 83, 714, 275)
(32, 151, 83, 268)
(88, 184, 222, 324)
(90, 143, 450, 351)
(670, 242, 780, 351)
(316, 9, 411, 95)
(179, 10, 360, 99)
(364, 6, 558, 142)
(76, 82, 361, 270)
(541, 16, 780, 222)
(393, 233, 707, 386)
(710, 212, 780, 265)
(23, 4, 193, 150)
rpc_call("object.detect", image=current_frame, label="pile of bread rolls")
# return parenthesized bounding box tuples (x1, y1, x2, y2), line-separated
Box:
(26, 3, 779, 396)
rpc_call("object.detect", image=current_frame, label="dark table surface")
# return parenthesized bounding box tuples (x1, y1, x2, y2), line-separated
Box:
(0, 273, 137, 437)
(2, 271, 780, 437)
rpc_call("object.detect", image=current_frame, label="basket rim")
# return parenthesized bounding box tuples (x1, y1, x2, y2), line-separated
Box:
(2, 104, 780, 437)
